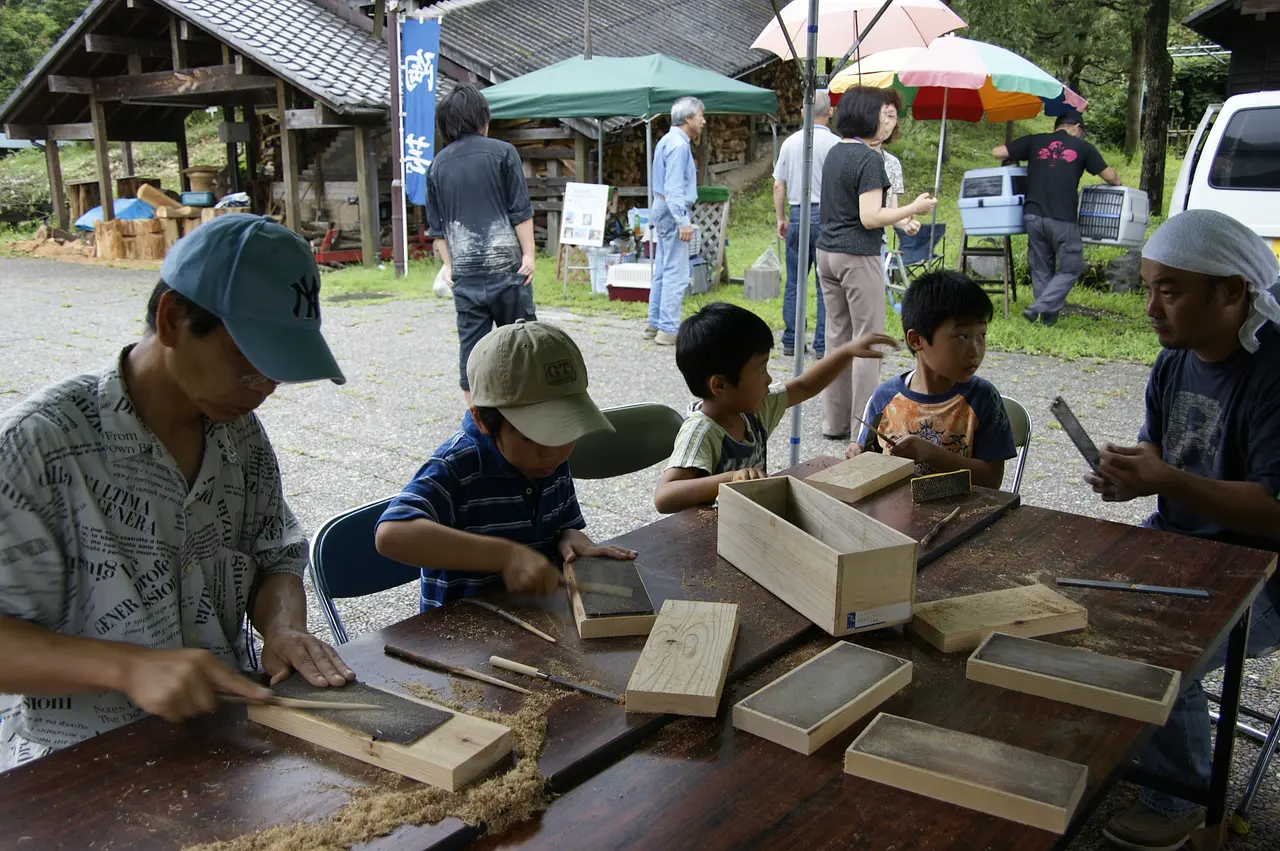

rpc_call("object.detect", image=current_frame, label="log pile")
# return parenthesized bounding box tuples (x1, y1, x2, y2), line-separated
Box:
(8, 225, 94, 260)
(94, 218, 168, 261)
(745, 61, 804, 125)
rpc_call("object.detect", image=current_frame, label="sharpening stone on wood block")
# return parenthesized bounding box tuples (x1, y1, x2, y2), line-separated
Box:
(910, 470, 971, 503)
(271, 677, 452, 744)
(570, 557, 656, 618)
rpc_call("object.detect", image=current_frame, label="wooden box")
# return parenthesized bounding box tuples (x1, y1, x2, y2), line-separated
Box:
(909, 584, 1088, 653)
(718, 476, 917, 636)
(734, 641, 911, 754)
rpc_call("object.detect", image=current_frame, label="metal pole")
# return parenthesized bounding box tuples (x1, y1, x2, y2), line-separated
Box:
(584, 0, 592, 59)
(771, 119, 782, 278)
(646, 118, 654, 268)
(928, 88, 947, 239)
(388, 0, 407, 277)
(788, 0, 820, 468)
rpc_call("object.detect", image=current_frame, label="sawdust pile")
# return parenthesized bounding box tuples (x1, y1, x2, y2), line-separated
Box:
(184, 688, 564, 851)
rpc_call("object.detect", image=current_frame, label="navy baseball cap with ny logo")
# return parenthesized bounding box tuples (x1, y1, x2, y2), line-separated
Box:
(160, 214, 345, 384)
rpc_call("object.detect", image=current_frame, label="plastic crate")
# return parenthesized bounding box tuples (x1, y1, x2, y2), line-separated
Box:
(606, 263, 652, 302)
(1078, 185, 1149, 247)
(957, 166, 1028, 236)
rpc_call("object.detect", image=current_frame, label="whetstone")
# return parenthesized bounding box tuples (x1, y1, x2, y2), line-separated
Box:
(625, 600, 740, 716)
(844, 713, 1088, 834)
(269, 677, 451, 744)
(565, 557, 658, 639)
(966, 632, 1181, 725)
(734, 641, 912, 754)
(248, 679, 512, 791)
(908, 584, 1088, 653)
(805, 453, 916, 503)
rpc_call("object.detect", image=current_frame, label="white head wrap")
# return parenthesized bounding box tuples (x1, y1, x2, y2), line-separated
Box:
(1142, 209, 1280, 353)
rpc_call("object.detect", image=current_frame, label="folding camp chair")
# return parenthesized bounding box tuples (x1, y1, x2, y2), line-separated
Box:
(1001, 395, 1032, 495)
(885, 223, 947, 314)
(568, 403, 685, 479)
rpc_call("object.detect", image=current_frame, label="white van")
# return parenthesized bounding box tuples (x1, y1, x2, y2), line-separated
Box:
(1170, 90, 1280, 259)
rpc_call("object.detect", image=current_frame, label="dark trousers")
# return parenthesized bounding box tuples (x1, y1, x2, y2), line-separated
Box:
(1024, 213, 1084, 315)
(454, 274, 536, 390)
(783, 205, 826, 353)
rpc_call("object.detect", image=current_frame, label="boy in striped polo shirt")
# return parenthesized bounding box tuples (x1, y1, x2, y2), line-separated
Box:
(375, 321, 635, 610)
(654, 303, 897, 514)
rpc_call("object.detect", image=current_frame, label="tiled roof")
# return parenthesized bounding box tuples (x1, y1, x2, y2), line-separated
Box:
(160, 0, 389, 110)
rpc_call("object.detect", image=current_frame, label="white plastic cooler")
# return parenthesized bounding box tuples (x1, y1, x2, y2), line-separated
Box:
(957, 166, 1028, 236)
(1077, 185, 1150, 247)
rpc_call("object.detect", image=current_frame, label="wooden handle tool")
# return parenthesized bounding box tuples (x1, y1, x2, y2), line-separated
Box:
(384, 644, 532, 694)
(463, 598, 557, 643)
(489, 656, 623, 703)
(849, 412, 898, 448)
(919, 506, 962, 548)
(220, 694, 383, 711)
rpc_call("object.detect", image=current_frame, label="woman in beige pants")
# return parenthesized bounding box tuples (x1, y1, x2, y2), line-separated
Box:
(816, 87, 935, 438)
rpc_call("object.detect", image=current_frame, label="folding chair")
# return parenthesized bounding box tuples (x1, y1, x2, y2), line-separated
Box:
(885, 223, 947, 314)
(568, 403, 685, 479)
(307, 497, 422, 644)
(1206, 670, 1280, 831)
(1001, 395, 1032, 495)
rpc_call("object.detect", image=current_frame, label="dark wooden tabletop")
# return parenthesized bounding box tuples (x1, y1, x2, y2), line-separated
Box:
(472, 505, 1277, 851)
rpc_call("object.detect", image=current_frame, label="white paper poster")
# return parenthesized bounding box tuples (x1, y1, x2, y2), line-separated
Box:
(560, 182, 610, 248)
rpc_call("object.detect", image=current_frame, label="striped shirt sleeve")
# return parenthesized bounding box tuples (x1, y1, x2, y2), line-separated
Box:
(666, 414, 720, 475)
(379, 456, 461, 529)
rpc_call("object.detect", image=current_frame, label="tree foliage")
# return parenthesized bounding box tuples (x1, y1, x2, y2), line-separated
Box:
(0, 0, 90, 107)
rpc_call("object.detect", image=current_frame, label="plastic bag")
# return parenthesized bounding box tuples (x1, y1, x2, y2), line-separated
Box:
(750, 246, 781, 271)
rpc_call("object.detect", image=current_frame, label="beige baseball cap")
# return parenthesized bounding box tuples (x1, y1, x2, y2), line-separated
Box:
(467, 320, 613, 446)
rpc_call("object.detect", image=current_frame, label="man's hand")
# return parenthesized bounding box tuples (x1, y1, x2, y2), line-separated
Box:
(558, 529, 638, 564)
(501, 545, 560, 595)
(260, 628, 355, 687)
(442, 265, 453, 287)
(732, 467, 766, 482)
(902, 217, 921, 237)
(909, 193, 937, 217)
(678, 225, 694, 242)
(844, 332, 899, 359)
(777, 219, 789, 239)
(119, 647, 271, 723)
(844, 443, 864, 460)
(518, 252, 536, 285)
(887, 435, 930, 463)
(1094, 444, 1167, 499)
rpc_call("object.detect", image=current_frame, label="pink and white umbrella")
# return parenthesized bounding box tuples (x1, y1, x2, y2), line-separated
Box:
(751, 0, 966, 61)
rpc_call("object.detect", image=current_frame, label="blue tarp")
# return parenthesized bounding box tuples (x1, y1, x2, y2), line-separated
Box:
(74, 198, 155, 231)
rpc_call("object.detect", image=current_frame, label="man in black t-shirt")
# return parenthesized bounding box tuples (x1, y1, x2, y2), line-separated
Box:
(992, 111, 1120, 325)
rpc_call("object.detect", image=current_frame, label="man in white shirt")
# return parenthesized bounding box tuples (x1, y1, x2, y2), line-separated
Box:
(773, 90, 840, 359)
(0, 214, 354, 771)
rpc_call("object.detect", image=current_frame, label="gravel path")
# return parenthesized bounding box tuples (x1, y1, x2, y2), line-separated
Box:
(1, 257, 1275, 848)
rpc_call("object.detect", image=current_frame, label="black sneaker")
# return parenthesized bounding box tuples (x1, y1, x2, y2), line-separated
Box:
(782, 346, 795, 357)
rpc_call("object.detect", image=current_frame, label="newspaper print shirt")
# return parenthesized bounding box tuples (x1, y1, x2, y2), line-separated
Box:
(0, 349, 307, 771)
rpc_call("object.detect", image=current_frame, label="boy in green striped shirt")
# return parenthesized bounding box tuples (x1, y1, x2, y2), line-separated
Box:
(654, 303, 895, 513)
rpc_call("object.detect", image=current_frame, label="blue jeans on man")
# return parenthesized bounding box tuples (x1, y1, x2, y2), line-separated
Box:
(1138, 582, 1280, 815)
(645, 199, 689, 336)
(782, 205, 825, 355)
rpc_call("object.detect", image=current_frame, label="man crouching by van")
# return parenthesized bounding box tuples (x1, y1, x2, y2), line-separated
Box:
(1086, 210, 1280, 850)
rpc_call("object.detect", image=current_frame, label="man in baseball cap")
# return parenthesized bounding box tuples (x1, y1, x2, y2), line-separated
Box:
(0, 214, 353, 773)
(376, 320, 635, 610)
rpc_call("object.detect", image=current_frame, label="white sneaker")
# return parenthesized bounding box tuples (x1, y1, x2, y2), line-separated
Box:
(654, 331, 678, 346)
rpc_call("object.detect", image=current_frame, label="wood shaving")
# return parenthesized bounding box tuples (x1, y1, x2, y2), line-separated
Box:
(183, 689, 565, 851)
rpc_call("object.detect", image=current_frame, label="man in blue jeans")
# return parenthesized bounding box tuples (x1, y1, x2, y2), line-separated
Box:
(773, 91, 838, 358)
(645, 97, 705, 347)
(1084, 210, 1280, 851)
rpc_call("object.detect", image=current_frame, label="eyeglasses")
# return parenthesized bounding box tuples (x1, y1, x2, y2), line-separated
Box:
(214, 331, 278, 389)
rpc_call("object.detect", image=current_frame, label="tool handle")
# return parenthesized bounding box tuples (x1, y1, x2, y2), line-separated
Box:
(489, 656, 543, 678)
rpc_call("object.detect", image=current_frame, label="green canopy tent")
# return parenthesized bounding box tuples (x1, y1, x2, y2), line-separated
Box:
(481, 54, 780, 262)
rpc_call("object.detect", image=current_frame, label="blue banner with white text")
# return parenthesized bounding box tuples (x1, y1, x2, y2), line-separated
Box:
(400, 16, 440, 206)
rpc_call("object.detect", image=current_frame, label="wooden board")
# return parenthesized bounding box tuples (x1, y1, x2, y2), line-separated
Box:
(908, 584, 1088, 652)
(844, 713, 1088, 834)
(719, 476, 917, 636)
(248, 681, 512, 791)
(625, 600, 740, 716)
(806, 453, 916, 503)
(565, 557, 656, 639)
(966, 632, 1181, 725)
(733, 641, 911, 754)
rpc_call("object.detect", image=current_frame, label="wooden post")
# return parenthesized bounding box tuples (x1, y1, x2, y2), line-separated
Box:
(276, 80, 300, 232)
(90, 95, 114, 222)
(545, 158, 561, 255)
(45, 139, 68, 230)
(698, 126, 710, 186)
(223, 105, 240, 192)
(176, 131, 190, 192)
(354, 127, 378, 267)
(574, 133, 587, 181)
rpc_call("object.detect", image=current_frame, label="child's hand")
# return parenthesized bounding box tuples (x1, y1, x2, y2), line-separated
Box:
(731, 468, 766, 482)
(845, 333, 899, 359)
(844, 443, 864, 459)
(887, 435, 929, 462)
(501, 546, 560, 595)
(559, 530, 638, 564)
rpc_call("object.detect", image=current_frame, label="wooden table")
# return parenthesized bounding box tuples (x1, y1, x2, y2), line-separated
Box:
(471, 505, 1275, 851)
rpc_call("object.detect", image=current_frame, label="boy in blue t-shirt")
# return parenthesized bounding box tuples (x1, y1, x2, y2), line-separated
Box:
(375, 321, 636, 610)
(846, 271, 1015, 488)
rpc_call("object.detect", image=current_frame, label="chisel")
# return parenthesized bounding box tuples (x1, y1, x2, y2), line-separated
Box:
(489, 656, 623, 703)
(1056, 578, 1211, 599)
